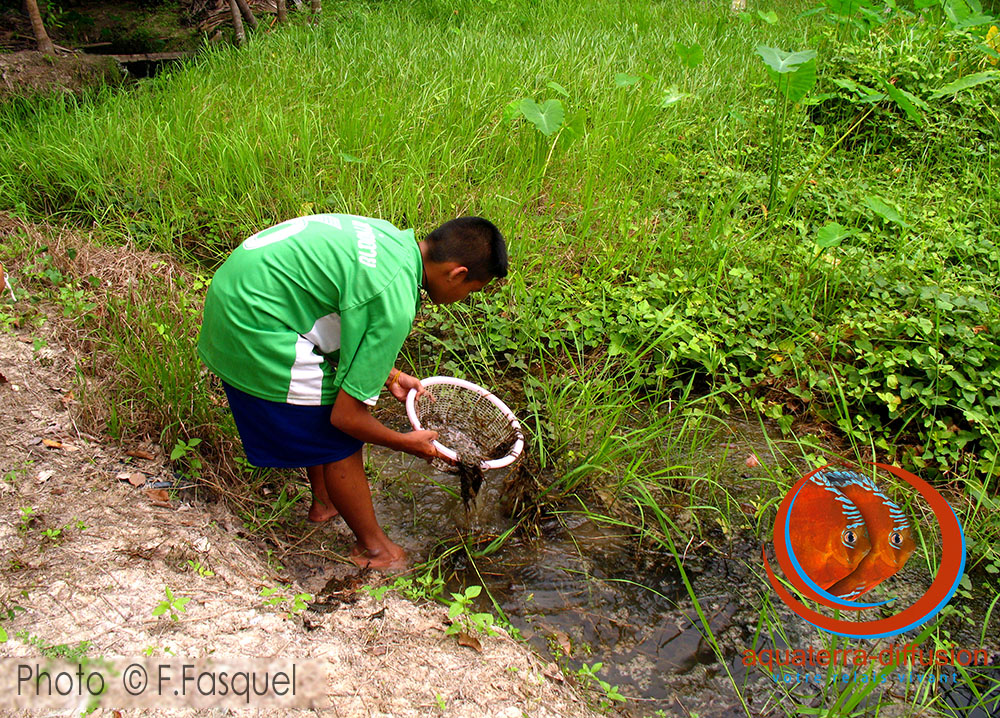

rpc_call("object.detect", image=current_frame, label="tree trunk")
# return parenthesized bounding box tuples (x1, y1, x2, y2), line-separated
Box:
(229, 0, 245, 46)
(234, 0, 259, 30)
(276, 0, 287, 23)
(311, 0, 321, 15)
(24, 0, 55, 54)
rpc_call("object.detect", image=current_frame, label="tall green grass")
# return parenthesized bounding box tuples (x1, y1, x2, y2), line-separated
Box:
(2, 3, 998, 713)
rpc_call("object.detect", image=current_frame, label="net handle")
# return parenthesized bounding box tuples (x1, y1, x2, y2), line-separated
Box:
(405, 376, 524, 470)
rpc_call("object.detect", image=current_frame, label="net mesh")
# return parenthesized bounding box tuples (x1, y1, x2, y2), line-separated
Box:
(413, 383, 521, 507)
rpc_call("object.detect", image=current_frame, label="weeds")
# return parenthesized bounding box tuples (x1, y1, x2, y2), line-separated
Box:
(0, 1, 997, 715)
(259, 584, 313, 617)
(152, 586, 190, 622)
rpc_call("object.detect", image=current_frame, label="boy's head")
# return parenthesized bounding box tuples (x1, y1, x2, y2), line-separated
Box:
(419, 216, 508, 304)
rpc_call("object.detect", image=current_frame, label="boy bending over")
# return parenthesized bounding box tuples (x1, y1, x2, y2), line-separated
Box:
(198, 214, 508, 569)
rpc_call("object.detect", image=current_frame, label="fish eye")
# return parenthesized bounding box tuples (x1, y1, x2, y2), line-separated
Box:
(890, 532, 903, 548)
(843, 530, 857, 546)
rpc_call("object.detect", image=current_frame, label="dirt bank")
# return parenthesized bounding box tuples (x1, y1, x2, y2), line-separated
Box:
(0, 240, 602, 717)
(0, 51, 125, 102)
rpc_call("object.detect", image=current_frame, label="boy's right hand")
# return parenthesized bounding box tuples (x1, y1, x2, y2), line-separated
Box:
(402, 430, 442, 463)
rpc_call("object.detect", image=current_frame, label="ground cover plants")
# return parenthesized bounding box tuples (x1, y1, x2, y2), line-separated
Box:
(1, 0, 999, 715)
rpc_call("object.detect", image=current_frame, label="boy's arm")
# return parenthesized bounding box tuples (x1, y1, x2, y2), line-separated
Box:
(331, 389, 440, 461)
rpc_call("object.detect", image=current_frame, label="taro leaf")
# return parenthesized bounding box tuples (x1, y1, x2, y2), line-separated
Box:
(760, 49, 817, 104)
(944, 0, 994, 28)
(756, 45, 817, 74)
(873, 75, 924, 126)
(674, 42, 704, 68)
(660, 87, 688, 107)
(502, 98, 522, 122)
(559, 110, 586, 145)
(816, 222, 853, 248)
(863, 196, 911, 229)
(518, 98, 565, 136)
(757, 9, 778, 24)
(614, 72, 641, 87)
(546, 81, 570, 98)
(825, 0, 866, 15)
(930, 71, 999, 98)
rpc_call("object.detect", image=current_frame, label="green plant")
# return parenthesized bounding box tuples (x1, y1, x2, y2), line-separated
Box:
(17, 506, 36, 533)
(40, 527, 61, 541)
(574, 662, 626, 709)
(756, 46, 818, 210)
(259, 584, 313, 616)
(15, 632, 91, 662)
(445, 585, 498, 638)
(186, 560, 215, 577)
(152, 586, 190, 621)
(0, 603, 25, 643)
(504, 83, 585, 179)
(169, 437, 203, 476)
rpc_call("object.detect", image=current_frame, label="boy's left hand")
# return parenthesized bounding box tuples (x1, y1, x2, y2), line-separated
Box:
(387, 370, 424, 403)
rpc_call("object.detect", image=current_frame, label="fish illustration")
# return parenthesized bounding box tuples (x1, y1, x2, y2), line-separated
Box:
(788, 471, 872, 589)
(823, 469, 917, 599)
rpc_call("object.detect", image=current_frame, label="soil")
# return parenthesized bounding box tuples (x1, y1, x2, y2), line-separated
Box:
(0, 249, 603, 717)
(0, 50, 125, 102)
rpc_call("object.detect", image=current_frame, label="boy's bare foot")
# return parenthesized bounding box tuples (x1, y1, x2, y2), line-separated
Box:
(349, 541, 408, 571)
(308, 501, 340, 523)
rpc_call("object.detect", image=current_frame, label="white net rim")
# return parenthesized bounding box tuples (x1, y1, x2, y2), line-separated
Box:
(405, 376, 524, 470)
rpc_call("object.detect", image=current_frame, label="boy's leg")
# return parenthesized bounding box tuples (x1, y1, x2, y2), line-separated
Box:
(321, 449, 407, 570)
(306, 465, 340, 523)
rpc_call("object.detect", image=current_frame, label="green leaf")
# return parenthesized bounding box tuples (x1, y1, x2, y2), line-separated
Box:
(930, 71, 999, 99)
(756, 45, 817, 74)
(448, 602, 464, 619)
(465, 585, 482, 598)
(768, 57, 817, 103)
(546, 81, 569, 97)
(518, 98, 565, 136)
(757, 9, 778, 24)
(338, 152, 362, 164)
(863, 196, 911, 229)
(0, 626, 7, 643)
(559, 111, 586, 146)
(674, 42, 704, 68)
(614, 72, 641, 87)
(660, 87, 688, 107)
(152, 604, 168, 617)
(502, 98, 522, 122)
(873, 75, 924, 126)
(816, 222, 853, 248)
(174, 597, 191, 609)
(169, 445, 184, 461)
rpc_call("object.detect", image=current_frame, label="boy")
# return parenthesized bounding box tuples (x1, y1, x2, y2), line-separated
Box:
(198, 214, 508, 569)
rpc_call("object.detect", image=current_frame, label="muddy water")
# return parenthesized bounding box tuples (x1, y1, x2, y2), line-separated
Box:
(350, 415, 998, 718)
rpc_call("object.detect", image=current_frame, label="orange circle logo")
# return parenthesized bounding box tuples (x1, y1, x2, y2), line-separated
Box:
(763, 463, 965, 639)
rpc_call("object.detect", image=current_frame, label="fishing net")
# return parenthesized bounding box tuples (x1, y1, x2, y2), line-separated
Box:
(406, 377, 524, 508)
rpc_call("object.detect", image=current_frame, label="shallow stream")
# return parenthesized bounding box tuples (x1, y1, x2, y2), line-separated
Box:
(315, 414, 999, 718)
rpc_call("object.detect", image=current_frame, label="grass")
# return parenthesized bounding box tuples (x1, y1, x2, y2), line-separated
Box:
(1, 0, 999, 715)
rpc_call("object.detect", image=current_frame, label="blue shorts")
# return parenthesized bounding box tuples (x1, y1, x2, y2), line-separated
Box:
(222, 382, 364, 468)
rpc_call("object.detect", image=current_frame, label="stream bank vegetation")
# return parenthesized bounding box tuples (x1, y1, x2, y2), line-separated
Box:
(1, 0, 999, 715)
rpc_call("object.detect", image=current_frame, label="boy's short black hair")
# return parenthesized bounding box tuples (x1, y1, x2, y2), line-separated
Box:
(425, 216, 508, 282)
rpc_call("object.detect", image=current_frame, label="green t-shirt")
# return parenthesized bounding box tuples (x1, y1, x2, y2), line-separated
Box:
(197, 214, 422, 406)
